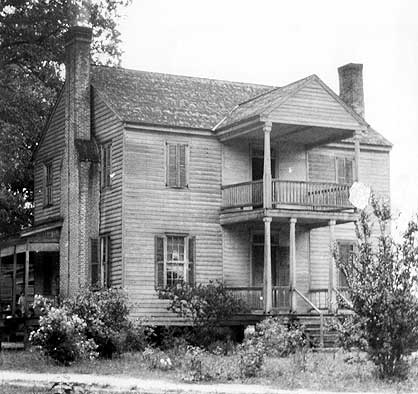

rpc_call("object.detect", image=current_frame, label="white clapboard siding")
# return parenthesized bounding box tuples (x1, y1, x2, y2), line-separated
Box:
(92, 92, 124, 286)
(308, 145, 390, 289)
(123, 128, 223, 321)
(270, 79, 361, 130)
(33, 92, 66, 224)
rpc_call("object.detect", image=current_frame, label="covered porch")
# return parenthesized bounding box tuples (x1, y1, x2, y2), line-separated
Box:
(0, 221, 61, 318)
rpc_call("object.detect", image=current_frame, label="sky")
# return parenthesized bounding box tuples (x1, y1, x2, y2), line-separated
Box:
(117, 0, 418, 233)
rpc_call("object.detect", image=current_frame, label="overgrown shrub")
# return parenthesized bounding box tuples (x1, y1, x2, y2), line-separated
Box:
(328, 314, 368, 351)
(63, 287, 130, 358)
(159, 281, 249, 347)
(29, 306, 97, 365)
(252, 317, 308, 357)
(124, 319, 156, 352)
(335, 195, 418, 379)
(237, 336, 265, 378)
(142, 346, 173, 370)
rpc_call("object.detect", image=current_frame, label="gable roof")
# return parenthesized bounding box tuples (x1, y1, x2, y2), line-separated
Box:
(91, 65, 391, 147)
(91, 65, 272, 130)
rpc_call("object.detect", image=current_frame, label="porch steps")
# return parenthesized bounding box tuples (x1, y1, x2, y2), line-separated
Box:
(293, 314, 339, 348)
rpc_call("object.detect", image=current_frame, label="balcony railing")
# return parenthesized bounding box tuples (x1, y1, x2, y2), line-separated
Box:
(228, 286, 290, 310)
(221, 179, 352, 211)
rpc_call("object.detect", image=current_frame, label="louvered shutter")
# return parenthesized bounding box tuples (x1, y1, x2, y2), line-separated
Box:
(188, 237, 196, 286)
(90, 238, 100, 286)
(179, 145, 187, 187)
(336, 157, 345, 184)
(155, 236, 165, 288)
(345, 159, 354, 184)
(167, 144, 177, 187)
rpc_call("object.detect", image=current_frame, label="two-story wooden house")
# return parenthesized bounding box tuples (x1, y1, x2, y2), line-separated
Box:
(0, 25, 391, 326)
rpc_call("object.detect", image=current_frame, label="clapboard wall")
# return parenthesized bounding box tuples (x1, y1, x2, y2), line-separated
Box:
(91, 91, 124, 286)
(33, 91, 66, 224)
(123, 127, 223, 323)
(308, 144, 391, 289)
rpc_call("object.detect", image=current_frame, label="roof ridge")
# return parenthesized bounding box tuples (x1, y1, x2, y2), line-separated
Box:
(91, 64, 275, 90)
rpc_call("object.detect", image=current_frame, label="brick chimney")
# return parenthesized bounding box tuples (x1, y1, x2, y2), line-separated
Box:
(338, 63, 365, 119)
(60, 21, 100, 297)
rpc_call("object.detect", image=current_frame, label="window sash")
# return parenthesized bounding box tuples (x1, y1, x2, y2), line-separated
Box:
(155, 235, 194, 287)
(336, 157, 354, 185)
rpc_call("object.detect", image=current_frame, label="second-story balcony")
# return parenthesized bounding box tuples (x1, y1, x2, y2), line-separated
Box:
(222, 179, 353, 212)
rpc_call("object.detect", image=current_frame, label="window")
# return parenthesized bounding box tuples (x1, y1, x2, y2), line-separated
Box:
(336, 157, 354, 184)
(43, 163, 53, 206)
(100, 142, 112, 188)
(337, 242, 355, 288)
(155, 235, 195, 288)
(166, 143, 188, 188)
(90, 235, 111, 287)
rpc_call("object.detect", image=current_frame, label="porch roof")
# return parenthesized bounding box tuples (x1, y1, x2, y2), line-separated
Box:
(0, 220, 61, 257)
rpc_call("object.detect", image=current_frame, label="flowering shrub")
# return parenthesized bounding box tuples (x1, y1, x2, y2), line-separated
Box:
(252, 317, 308, 357)
(237, 336, 265, 378)
(182, 345, 211, 382)
(142, 346, 173, 370)
(63, 287, 130, 358)
(29, 306, 97, 365)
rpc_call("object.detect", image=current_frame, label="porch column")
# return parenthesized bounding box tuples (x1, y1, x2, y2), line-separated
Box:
(25, 241, 30, 314)
(12, 246, 17, 315)
(354, 131, 361, 182)
(263, 216, 272, 313)
(289, 218, 297, 311)
(263, 121, 272, 209)
(328, 219, 337, 313)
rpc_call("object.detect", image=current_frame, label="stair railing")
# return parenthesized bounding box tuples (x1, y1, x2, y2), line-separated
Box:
(333, 287, 353, 310)
(294, 288, 324, 348)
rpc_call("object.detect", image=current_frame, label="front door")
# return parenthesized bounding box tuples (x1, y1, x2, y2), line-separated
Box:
(252, 235, 289, 308)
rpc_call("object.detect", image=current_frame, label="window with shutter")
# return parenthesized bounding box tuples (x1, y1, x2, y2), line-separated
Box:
(43, 162, 53, 206)
(90, 238, 100, 287)
(166, 143, 188, 188)
(101, 142, 112, 189)
(337, 242, 355, 288)
(336, 157, 354, 184)
(155, 234, 195, 288)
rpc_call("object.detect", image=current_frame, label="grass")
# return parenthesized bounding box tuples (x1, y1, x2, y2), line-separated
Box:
(1, 348, 418, 392)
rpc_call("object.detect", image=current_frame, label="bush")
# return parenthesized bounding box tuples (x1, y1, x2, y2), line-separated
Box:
(336, 196, 418, 379)
(29, 306, 97, 365)
(158, 281, 249, 347)
(142, 346, 173, 370)
(63, 287, 130, 358)
(252, 317, 308, 357)
(237, 337, 265, 378)
(124, 319, 155, 352)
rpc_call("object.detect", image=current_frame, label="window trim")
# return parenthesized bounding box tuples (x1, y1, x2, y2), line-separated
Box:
(165, 142, 189, 189)
(335, 156, 354, 185)
(43, 161, 53, 207)
(90, 234, 111, 288)
(336, 240, 356, 289)
(100, 141, 113, 190)
(155, 233, 195, 288)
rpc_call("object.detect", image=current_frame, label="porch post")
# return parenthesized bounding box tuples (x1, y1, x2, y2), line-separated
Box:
(263, 216, 272, 313)
(354, 131, 361, 182)
(12, 245, 17, 315)
(25, 241, 30, 314)
(328, 219, 337, 313)
(263, 121, 272, 209)
(289, 218, 297, 311)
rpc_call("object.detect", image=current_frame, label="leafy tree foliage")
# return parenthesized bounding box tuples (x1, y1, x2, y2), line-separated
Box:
(0, 0, 130, 235)
(336, 196, 418, 379)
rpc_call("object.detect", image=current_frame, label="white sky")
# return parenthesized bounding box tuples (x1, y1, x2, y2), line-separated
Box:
(118, 0, 418, 233)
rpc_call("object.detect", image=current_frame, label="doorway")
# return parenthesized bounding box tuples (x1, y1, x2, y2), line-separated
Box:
(251, 233, 289, 287)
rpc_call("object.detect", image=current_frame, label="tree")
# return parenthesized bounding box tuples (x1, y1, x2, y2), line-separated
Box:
(0, 0, 131, 235)
(336, 195, 418, 379)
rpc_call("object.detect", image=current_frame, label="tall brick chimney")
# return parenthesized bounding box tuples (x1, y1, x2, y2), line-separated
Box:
(60, 18, 100, 297)
(338, 63, 365, 119)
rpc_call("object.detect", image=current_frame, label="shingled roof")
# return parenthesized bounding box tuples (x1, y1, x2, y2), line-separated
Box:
(91, 65, 392, 147)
